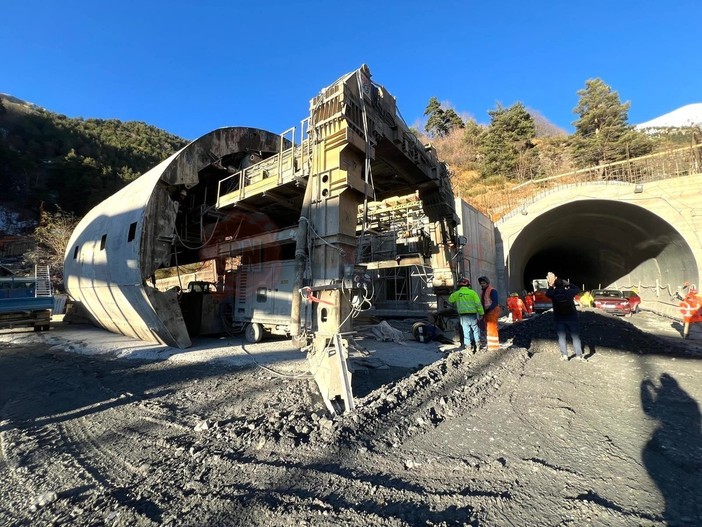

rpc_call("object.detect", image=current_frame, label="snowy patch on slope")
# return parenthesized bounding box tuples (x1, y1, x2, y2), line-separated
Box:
(635, 103, 702, 130)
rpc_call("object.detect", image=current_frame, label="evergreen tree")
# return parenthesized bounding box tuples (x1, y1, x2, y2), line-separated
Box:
(571, 78, 653, 168)
(536, 136, 574, 178)
(479, 102, 538, 181)
(444, 108, 465, 132)
(424, 97, 465, 137)
(424, 97, 447, 137)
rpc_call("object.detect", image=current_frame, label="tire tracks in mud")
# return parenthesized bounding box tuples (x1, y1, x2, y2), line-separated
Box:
(190, 347, 535, 524)
(0, 347, 196, 526)
(333, 347, 532, 450)
(0, 420, 36, 525)
(136, 350, 534, 526)
(19, 365, 320, 525)
(43, 374, 227, 525)
(54, 414, 165, 525)
(0, 344, 85, 524)
(35, 400, 206, 525)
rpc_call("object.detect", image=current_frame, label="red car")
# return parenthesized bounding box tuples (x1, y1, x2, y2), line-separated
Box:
(592, 289, 639, 316)
(531, 279, 552, 313)
(621, 290, 642, 313)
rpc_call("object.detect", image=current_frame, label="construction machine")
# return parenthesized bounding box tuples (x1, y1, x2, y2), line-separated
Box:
(64, 65, 460, 414)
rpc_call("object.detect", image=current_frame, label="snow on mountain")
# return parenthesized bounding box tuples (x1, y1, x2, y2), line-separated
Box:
(0, 93, 41, 110)
(635, 103, 702, 130)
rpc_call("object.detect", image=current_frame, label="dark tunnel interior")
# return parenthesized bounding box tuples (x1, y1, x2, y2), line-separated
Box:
(508, 200, 698, 299)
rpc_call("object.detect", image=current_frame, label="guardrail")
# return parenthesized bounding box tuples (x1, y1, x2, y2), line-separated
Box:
(486, 144, 702, 222)
(216, 120, 311, 209)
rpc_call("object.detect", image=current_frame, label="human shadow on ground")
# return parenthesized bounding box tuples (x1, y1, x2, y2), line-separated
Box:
(641, 373, 702, 524)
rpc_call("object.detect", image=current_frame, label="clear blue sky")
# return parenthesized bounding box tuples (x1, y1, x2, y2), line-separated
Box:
(3, 0, 700, 140)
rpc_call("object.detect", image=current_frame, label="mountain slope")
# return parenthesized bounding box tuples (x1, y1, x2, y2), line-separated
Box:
(0, 94, 187, 223)
(635, 103, 702, 129)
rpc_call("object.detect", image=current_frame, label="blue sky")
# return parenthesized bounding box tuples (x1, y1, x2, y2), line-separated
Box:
(3, 0, 700, 140)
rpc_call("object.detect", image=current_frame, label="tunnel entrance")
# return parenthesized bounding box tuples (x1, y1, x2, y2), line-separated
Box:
(507, 199, 698, 298)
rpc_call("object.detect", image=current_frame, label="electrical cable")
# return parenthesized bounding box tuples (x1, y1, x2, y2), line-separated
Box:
(174, 212, 222, 251)
(357, 71, 376, 265)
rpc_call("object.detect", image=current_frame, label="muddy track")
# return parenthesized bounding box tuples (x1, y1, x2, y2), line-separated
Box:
(1, 312, 701, 525)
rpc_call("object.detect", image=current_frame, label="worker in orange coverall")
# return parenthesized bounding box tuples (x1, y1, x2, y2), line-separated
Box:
(478, 276, 500, 350)
(523, 290, 535, 315)
(506, 292, 527, 322)
(679, 286, 702, 339)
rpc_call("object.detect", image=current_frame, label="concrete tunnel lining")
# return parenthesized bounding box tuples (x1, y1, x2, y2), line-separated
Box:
(507, 199, 698, 301)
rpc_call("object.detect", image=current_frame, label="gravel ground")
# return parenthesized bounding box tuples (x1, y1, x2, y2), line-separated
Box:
(0, 309, 701, 526)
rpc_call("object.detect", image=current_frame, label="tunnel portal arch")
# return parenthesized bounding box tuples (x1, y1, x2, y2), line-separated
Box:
(509, 199, 697, 293)
(498, 176, 702, 317)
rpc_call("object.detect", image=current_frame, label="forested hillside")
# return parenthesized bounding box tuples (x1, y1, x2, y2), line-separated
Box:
(0, 95, 187, 220)
(417, 80, 698, 218)
(1, 75, 698, 233)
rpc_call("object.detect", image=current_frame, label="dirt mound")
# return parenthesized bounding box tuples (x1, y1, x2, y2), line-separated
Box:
(1, 311, 701, 525)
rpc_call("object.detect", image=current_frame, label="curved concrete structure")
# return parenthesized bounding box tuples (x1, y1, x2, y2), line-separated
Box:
(497, 174, 702, 317)
(64, 127, 282, 347)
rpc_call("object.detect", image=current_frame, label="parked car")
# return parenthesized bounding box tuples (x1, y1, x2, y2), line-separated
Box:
(592, 289, 633, 316)
(531, 278, 552, 313)
(621, 290, 641, 313)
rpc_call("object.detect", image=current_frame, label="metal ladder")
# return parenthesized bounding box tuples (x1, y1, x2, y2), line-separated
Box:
(34, 265, 52, 297)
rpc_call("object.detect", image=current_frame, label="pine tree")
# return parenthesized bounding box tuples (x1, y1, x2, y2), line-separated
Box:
(571, 78, 653, 168)
(424, 97, 465, 138)
(479, 102, 538, 182)
(461, 119, 484, 167)
(444, 108, 465, 132)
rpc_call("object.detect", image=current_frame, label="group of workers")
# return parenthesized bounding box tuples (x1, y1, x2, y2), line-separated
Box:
(510, 288, 598, 315)
(448, 273, 588, 360)
(508, 288, 599, 318)
(506, 292, 530, 321)
(447, 276, 500, 353)
(448, 278, 535, 353)
(449, 275, 701, 351)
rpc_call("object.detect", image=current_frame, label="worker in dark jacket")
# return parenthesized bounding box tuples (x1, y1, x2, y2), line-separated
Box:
(545, 271, 587, 362)
(448, 278, 484, 353)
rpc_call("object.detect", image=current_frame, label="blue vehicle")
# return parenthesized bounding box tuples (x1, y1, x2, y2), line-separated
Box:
(0, 266, 53, 332)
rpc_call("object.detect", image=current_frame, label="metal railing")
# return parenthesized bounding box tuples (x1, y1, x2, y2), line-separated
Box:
(216, 118, 311, 209)
(0, 265, 52, 299)
(489, 144, 702, 222)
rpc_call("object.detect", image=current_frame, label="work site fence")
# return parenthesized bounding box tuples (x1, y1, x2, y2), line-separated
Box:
(486, 144, 702, 223)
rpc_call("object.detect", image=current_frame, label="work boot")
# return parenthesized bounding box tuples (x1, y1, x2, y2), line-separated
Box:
(471, 345, 477, 354)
